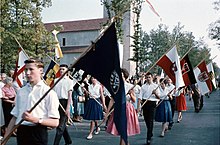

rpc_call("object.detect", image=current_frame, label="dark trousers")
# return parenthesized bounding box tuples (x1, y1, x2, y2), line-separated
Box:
(72, 90, 79, 117)
(142, 101, 156, 140)
(192, 94, 201, 111)
(17, 125, 48, 145)
(53, 99, 72, 145)
(169, 97, 176, 125)
(2, 99, 14, 126)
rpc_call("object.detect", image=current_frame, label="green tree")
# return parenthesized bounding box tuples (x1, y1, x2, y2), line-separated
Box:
(0, 0, 54, 73)
(209, 0, 220, 49)
(129, 0, 143, 76)
(101, 0, 132, 42)
(138, 23, 212, 74)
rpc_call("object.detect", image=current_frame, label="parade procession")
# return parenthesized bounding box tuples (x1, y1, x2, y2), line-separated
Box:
(0, 0, 220, 145)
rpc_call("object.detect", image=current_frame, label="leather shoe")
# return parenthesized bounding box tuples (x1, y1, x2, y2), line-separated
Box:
(94, 127, 100, 135)
(160, 132, 164, 137)
(86, 135, 93, 140)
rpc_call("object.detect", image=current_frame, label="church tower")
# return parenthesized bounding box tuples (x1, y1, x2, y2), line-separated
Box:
(103, 1, 136, 76)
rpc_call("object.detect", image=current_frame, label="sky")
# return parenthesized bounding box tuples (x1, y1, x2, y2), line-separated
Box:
(42, 0, 220, 67)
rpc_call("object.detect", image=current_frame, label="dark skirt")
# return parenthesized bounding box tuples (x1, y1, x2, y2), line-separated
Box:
(83, 98, 103, 120)
(155, 100, 172, 122)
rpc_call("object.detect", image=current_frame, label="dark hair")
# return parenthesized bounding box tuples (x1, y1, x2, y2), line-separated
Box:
(159, 78, 167, 84)
(145, 72, 153, 77)
(121, 68, 129, 79)
(60, 64, 68, 68)
(24, 58, 44, 68)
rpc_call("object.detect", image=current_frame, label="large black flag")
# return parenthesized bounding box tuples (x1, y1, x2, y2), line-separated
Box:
(74, 22, 127, 143)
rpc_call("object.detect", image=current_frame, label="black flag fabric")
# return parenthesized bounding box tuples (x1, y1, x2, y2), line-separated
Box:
(180, 54, 197, 86)
(74, 22, 127, 143)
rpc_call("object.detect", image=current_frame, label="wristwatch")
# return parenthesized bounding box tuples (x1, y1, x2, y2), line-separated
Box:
(38, 118, 43, 124)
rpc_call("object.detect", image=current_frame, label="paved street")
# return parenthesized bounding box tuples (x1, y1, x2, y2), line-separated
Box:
(5, 89, 220, 145)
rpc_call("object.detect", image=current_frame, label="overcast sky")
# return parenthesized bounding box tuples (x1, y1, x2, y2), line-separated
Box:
(42, 0, 220, 67)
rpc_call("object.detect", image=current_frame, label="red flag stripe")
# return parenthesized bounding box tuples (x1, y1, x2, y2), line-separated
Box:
(198, 61, 212, 92)
(157, 55, 175, 83)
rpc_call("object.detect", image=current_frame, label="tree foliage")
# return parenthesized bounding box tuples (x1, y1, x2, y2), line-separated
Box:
(209, 0, 220, 49)
(135, 23, 212, 75)
(0, 0, 54, 73)
(101, 0, 132, 43)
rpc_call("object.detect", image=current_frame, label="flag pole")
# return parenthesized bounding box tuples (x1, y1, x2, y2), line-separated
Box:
(207, 55, 217, 64)
(2, 13, 128, 144)
(180, 46, 194, 60)
(1, 66, 70, 145)
(193, 55, 210, 70)
(131, 44, 177, 90)
(12, 36, 29, 59)
(96, 44, 177, 129)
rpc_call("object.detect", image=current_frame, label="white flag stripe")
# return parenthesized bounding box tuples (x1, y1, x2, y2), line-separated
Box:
(194, 67, 210, 95)
(166, 46, 185, 88)
(17, 49, 27, 72)
(207, 63, 217, 88)
(16, 49, 28, 87)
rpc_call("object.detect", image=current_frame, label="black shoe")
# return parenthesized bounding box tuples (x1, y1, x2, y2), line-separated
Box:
(195, 109, 199, 113)
(168, 126, 172, 130)
(65, 141, 72, 145)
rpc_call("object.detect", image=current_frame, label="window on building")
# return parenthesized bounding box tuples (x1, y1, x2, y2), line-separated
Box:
(62, 38, 66, 46)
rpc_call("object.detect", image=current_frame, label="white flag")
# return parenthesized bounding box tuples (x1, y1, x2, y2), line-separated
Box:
(194, 61, 212, 95)
(206, 62, 216, 88)
(14, 48, 28, 87)
(157, 45, 185, 89)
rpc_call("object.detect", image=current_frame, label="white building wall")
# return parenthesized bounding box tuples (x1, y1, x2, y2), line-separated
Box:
(57, 30, 100, 47)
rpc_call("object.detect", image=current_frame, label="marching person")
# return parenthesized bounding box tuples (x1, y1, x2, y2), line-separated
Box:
(166, 78, 176, 130)
(175, 86, 187, 123)
(83, 77, 107, 140)
(155, 79, 172, 137)
(1, 77, 16, 136)
(3, 58, 60, 145)
(105, 68, 140, 145)
(137, 72, 160, 145)
(53, 64, 73, 145)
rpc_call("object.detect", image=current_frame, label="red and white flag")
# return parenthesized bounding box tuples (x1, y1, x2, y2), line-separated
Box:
(194, 61, 212, 95)
(13, 48, 28, 87)
(157, 45, 185, 89)
(206, 62, 217, 89)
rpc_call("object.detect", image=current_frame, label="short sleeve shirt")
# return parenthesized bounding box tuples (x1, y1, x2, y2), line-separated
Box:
(138, 82, 159, 101)
(11, 80, 60, 125)
(54, 76, 73, 99)
(88, 83, 102, 99)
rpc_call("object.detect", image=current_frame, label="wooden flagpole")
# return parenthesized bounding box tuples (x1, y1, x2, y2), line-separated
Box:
(193, 56, 209, 70)
(11, 35, 29, 59)
(207, 55, 217, 65)
(95, 44, 178, 130)
(180, 46, 194, 60)
(1, 10, 134, 143)
(1, 19, 119, 144)
(44, 54, 77, 128)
